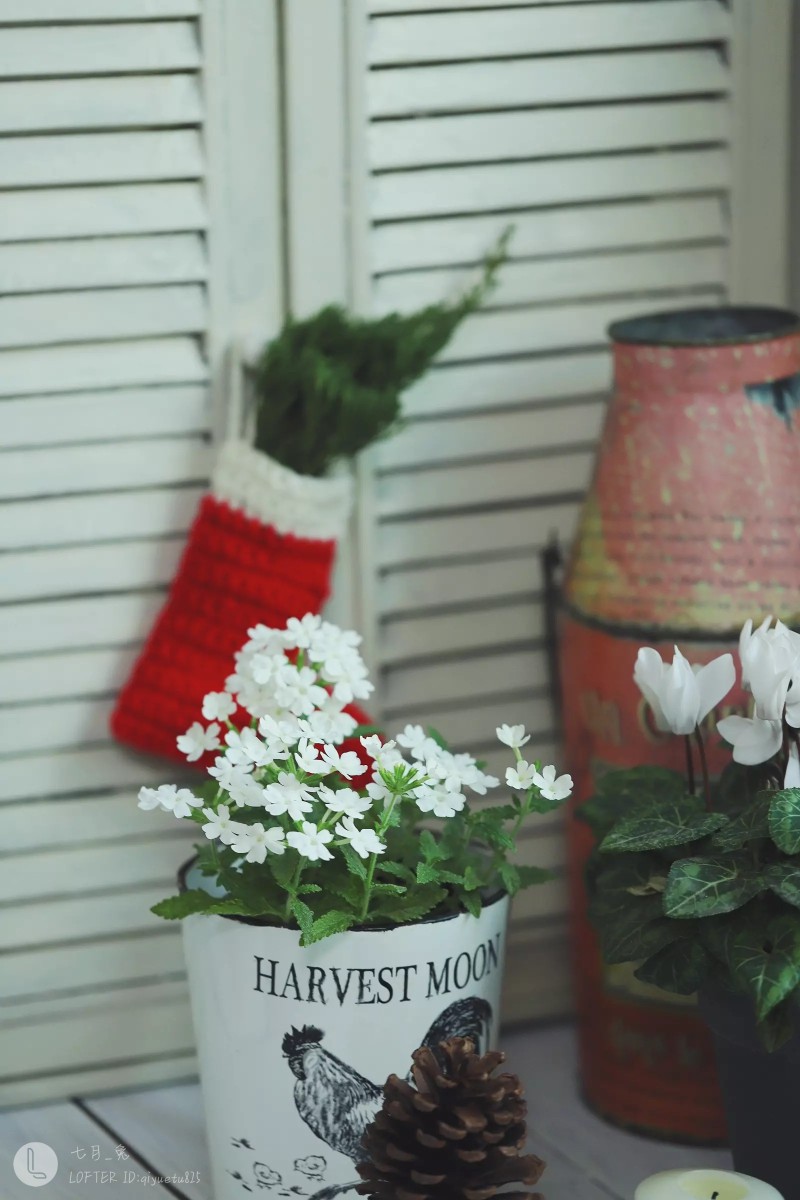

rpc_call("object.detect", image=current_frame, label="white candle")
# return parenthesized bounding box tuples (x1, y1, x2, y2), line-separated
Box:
(635, 1170, 784, 1200)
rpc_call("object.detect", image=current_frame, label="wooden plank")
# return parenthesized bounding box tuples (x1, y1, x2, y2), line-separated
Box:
(0, 1050, 196, 1110)
(384, 648, 547, 713)
(377, 401, 605, 471)
(2, 886, 169, 952)
(0, 834, 194, 904)
(404, 692, 555, 747)
(0, 234, 207, 297)
(0, 285, 206, 349)
(0, 592, 164, 657)
(370, 100, 729, 170)
(3, 384, 210, 447)
(380, 557, 542, 617)
(2, 790, 175, 853)
(0, 74, 202, 133)
(0, 21, 200, 77)
(0, 436, 209, 500)
(371, 149, 731, 220)
(368, 47, 729, 116)
(378, 498, 581, 567)
(0, 337, 208, 397)
(377, 450, 595, 517)
(0, 130, 203, 189)
(369, 2, 730, 65)
(0, 183, 207, 243)
(381, 597, 544, 664)
(0, 744, 185, 804)
(403, 351, 611, 419)
(374, 247, 727, 317)
(371, 197, 727, 273)
(0, 697, 116, 754)
(0, 592, 165, 657)
(371, 0, 598, 8)
(0, 0, 199, 17)
(0, 537, 185, 603)
(0, 645, 139, 703)
(3, 485, 204, 550)
(1, 929, 184, 1000)
(438, 292, 723, 364)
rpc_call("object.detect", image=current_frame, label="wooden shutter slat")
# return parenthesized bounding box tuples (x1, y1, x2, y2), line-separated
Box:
(1, 537, 184, 603)
(0, 648, 139, 705)
(0, 437, 209, 500)
(369, 2, 730, 65)
(380, 558, 540, 618)
(0, 75, 202, 134)
(382, 600, 544, 666)
(1, 929, 184, 1001)
(378, 500, 581, 568)
(0, 594, 164, 656)
(0, 338, 208, 397)
(0, 183, 206, 242)
(384, 649, 546, 714)
(0, 746, 176, 804)
(372, 198, 727, 273)
(4, 793, 172, 854)
(374, 247, 727, 317)
(372, 149, 730, 220)
(0, 841, 191, 905)
(0, 0, 199, 18)
(370, 100, 730, 170)
(0, 130, 203, 188)
(0, 235, 207, 297)
(3, 486, 204, 550)
(1, 697, 116, 754)
(5, 384, 209, 447)
(2, 887, 168, 952)
(0, 285, 207, 349)
(405, 693, 554, 751)
(369, 48, 728, 117)
(371, 0, 600, 9)
(0, 21, 200, 78)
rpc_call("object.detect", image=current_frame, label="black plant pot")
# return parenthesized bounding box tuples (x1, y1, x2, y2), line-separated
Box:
(699, 986, 800, 1200)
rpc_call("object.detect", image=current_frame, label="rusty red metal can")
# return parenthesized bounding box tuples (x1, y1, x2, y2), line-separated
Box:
(561, 306, 800, 1142)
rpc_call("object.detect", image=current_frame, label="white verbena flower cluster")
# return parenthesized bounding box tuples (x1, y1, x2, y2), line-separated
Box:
(138, 614, 574, 872)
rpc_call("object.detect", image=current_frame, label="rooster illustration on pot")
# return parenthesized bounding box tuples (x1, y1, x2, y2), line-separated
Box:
(281, 997, 492, 1177)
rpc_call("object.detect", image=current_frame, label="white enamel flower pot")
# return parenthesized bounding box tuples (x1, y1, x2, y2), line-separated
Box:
(180, 863, 510, 1200)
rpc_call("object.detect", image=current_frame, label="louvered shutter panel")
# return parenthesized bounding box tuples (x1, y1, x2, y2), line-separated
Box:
(311, 0, 788, 1022)
(0, 0, 282, 1105)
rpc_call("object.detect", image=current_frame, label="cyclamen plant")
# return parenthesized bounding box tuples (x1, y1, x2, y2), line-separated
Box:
(582, 616, 800, 1048)
(140, 614, 573, 945)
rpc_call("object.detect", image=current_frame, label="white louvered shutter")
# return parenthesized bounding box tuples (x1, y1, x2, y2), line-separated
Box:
(282, 0, 791, 1022)
(0, 0, 282, 1105)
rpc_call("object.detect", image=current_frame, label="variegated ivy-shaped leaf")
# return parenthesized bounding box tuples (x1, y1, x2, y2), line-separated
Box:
(589, 855, 678, 964)
(768, 788, 800, 854)
(724, 914, 800, 1021)
(663, 855, 767, 919)
(766, 861, 800, 910)
(578, 766, 686, 837)
(634, 938, 710, 996)
(711, 794, 771, 851)
(599, 796, 727, 854)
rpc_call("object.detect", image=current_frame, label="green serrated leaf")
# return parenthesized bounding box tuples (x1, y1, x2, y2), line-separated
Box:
(376, 885, 446, 924)
(269, 854, 297, 889)
(304, 910, 354, 945)
(416, 861, 465, 887)
(766, 861, 800, 910)
(634, 938, 709, 996)
(664, 855, 767, 919)
(462, 890, 482, 918)
(769, 788, 800, 854)
(341, 844, 368, 879)
(151, 890, 269, 920)
(711, 795, 771, 851)
(419, 829, 446, 864)
(371, 883, 407, 897)
(377, 861, 415, 884)
(290, 897, 314, 940)
(296, 883, 322, 895)
(600, 800, 727, 854)
(514, 864, 554, 889)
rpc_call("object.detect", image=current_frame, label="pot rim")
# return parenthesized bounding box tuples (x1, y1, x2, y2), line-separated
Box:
(608, 304, 800, 347)
(177, 855, 508, 933)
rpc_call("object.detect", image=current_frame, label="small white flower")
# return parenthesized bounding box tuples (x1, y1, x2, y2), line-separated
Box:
(334, 816, 385, 859)
(138, 786, 164, 811)
(287, 821, 334, 862)
(263, 772, 316, 820)
(202, 692, 236, 722)
(320, 745, 365, 780)
(275, 664, 328, 717)
(295, 738, 325, 775)
(300, 705, 358, 745)
(245, 623, 285, 654)
(506, 761, 538, 791)
(177, 721, 221, 762)
(208, 755, 248, 789)
(366, 777, 393, 805)
(415, 785, 466, 819)
(496, 724, 530, 750)
(396, 724, 428, 753)
(249, 651, 288, 686)
(318, 785, 372, 818)
(139, 783, 200, 818)
(284, 613, 323, 650)
(201, 804, 240, 844)
(230, 822, 286, 863)
(257, 714, 299, 759)
(224, 726, 270, 769)
(359, 734, 384, 760)
(532, 764, 573, 802)
(634, 646, 734, 736)
(227, 772, 268, 808)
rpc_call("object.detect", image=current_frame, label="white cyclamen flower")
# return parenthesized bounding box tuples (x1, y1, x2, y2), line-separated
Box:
(335, 816, 385, 859)
(718, 618, 798, 765)
(176, 721, 221, 762)
(320, 745, 365, 780)
(230, 822, 286, 863)
(318, 785, 372, 819)
(532, 764, 573, 802)
(287, 822, 334, 862)
(634, 646, 734, 736)
(201, 804, 240, 844)
(496, 724, 530, 750)
(415, 785, 466, 819)
(506, 761, 538, 791)
(263, 772, 316, 820)
(138, 784, 200, 818)
(201, 692, 236, 721)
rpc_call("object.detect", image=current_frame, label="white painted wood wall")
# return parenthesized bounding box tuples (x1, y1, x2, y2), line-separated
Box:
(0, 0, 792, 1105)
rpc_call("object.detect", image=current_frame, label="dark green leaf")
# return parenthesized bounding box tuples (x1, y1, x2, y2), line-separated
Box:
(269, 854, 297, 889)
(766, 862, 800, 910)
(341, 844, 368, 879)
(760, 999, 797, 1051)
(419, 829, 447, 864)
(376, 885, 446, 924)
(769, 789, 800, 854)
(578, 767, 687, 835)
(417, 861, 465, 887)
(290, 898, 314, 940)
(711, 794, 771, 850)
(462, 891, 482, 919)
(664, 856, 766, 919)
(600, 799, 726, 854)
(599, 903, 680, 965)
(712, 761, 758, 814)
(725, 914, 800, 1021)
(634, 938, 709, 996)
(305, 910, 354, 945)
(514, 864, 554, 889)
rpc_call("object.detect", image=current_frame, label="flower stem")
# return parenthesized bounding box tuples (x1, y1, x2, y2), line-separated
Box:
(684, 735, 696, 795)
(694, 727, 711, 810)
(360, 853, 378, 921)
(284, 859, 305, 922)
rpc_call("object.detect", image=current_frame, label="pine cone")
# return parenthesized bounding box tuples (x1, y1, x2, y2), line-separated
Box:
(357, 1037, 545, 1200)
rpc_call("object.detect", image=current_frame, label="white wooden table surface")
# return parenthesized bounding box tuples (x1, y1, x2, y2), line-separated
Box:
(0, 1023, 731, 1199)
